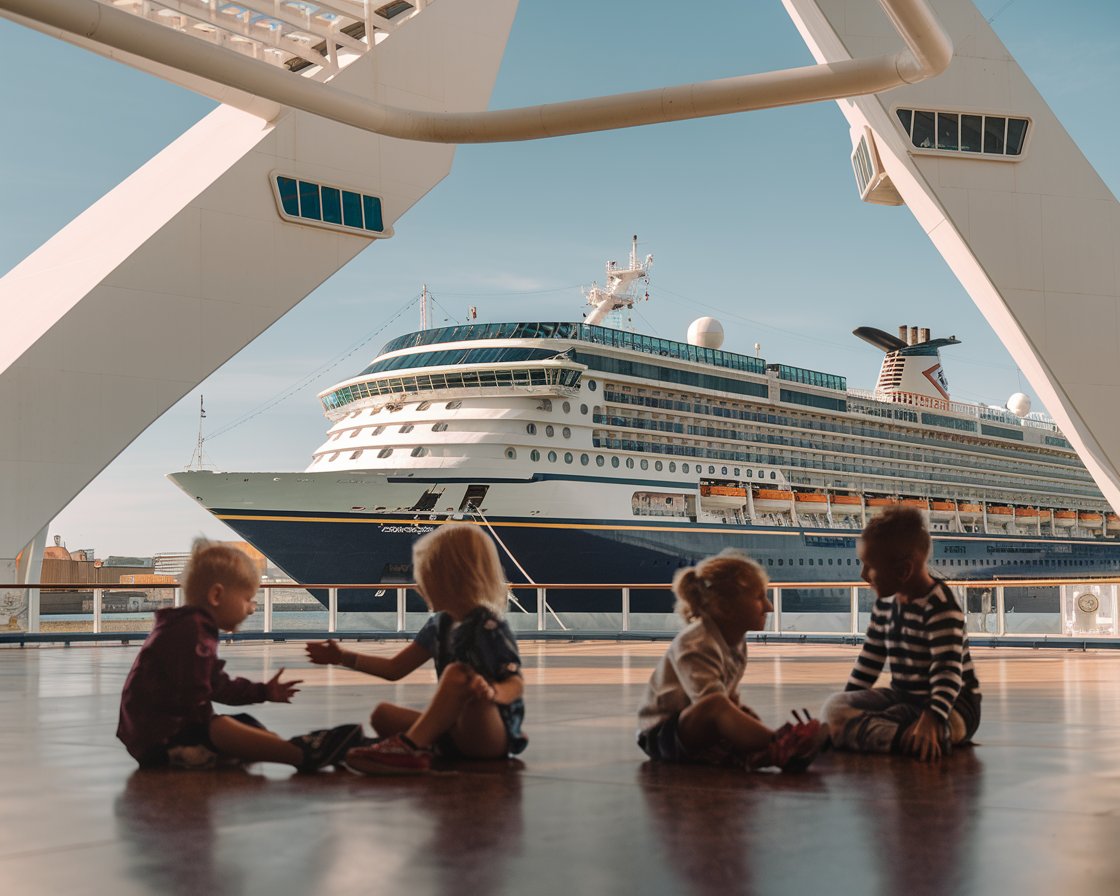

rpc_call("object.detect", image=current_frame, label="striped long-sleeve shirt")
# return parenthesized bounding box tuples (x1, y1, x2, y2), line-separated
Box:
(846, 580, 980, 721)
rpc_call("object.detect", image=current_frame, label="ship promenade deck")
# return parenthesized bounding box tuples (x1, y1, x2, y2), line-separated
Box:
(3, 640, 1120, 895)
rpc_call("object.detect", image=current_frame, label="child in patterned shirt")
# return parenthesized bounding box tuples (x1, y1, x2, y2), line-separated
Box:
(306, 524, 526, 774)
(821, 506, 982, 761)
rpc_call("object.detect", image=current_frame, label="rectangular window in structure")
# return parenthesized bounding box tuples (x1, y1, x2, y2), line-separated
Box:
(1006, 118, 1028, 155)
(980, 423, 1025, 441)
(321, 187, 343, 225)
(936, 112, 959, 150)
(342, 191, 363, 228)
(362, 195, 384, 232)
(921, 412, 977, 432)
(277, 177, 299, 216)
(912, 110, 935, 149)
(960, 115, 983, 152)
(298, 181, 321, 220)
(983, 117, 1006, 154)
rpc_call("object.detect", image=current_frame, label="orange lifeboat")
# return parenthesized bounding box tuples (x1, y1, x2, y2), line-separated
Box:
(794, 491, 828, 511)
(753, 488, 794, 512)
(929, 500, 956, 521)
(1014, 507, 1039, 520)
(1079, 511, 1104, 528)
(957, 502, 983, 521)
(1053, 510, 1077, 529)
(700, 485, 747, 499)
(1038, 509, 1053, 523)
(830, 494, 862, 515)
(1107, 513, 1120, 533)
(864, 496, 897, 516)
(986, 505, 1013, 517)
(901, 498, 930, 510)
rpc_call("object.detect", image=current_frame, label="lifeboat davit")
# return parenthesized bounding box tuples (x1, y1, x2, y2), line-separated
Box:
(1053, 510, 1077, 529)
(1038, 509, 1053, 524)
(830, 494, 863, 516)
(699, 484, 747, 507)
(753, 488, 794, 513)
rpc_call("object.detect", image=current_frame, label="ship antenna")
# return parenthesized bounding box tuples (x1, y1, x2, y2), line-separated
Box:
(583, 235, 652, 329)
(187, 394, 210, 471)
(420, 284, 429, 331)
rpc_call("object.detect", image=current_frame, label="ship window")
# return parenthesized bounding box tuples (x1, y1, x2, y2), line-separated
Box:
(545, 425, 555, 437)
(526, 423, 537, 435)
(531, 449, 540, 462)
(669, 462, 677, 473)
(350, 450, 363, 459)
(548, 450, 558, 462)
(330, 452, 340, 461)
(708, 466, 715, 474)
(564, 452, 573, 464)
(611, 457, 620, 468)
(562, 427, 571, 439)
(377, 448, 392, 458)
(733, 467, 740, 476)
(563, 401, 572, 413)
(587, 380, 597, 392)
(596, 455, 605, 467)
(321, 187, 342, 225)
(399, 424, 414, 433)
(580, 404, 588, 415)
(640, 459, 649, 470)
(538, 399, 553, 412)
(683, 463, 690, 473)
(362, 195, 384, 232)
(770, 472, 777, 480)
(505, 448, 517, 460)
(655, 461, 663, 472)
(432, 422, 448, 432)
(626, 458, 635, 469)
(721, 466, 728, 475)
(912, 110, 934, 148)
(446, 400, 462, 410)
(936, 112, 959, 150)
(372, 426, 385, 435)
(277, 176, 299, 215)
(984, 117, 1005, 153)
(411, 446, 427, 457)
(580, 453, 589, 466)
(417, 401, 431, 411)
(777, 558, 784, 566)
(342, 191, 363, 228)
(961, 114, 982, 152)
(298, 180, 321, 219)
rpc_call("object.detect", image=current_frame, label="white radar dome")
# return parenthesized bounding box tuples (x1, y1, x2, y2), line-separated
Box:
(1006, 392, 1032, 417)
(687, 317, 724, 350)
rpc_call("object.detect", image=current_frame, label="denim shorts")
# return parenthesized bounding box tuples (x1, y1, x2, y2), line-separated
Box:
(637, 712, 736, 765)
(139, 712, 264, 768)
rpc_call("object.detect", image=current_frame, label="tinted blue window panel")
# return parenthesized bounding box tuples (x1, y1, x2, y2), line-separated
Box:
(362, 195, 384, 232)
(342, 191, 363, 228)
(321, 187, 342, 224)
(298, 181, 321, 220)
(276, 176, 300, 215)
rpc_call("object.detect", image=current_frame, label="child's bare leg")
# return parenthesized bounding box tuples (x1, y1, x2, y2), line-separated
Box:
(677, 693, 773, 754)
(209, 716, 303, 767)
(370, 702, 421, 738)
(448, 701, 509, 759)
(405, 663, 504, 754)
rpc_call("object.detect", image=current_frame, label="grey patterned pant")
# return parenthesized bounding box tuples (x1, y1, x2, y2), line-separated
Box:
(822, 687, 980, 753)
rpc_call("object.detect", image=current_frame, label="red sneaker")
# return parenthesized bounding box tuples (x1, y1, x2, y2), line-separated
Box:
(345, 734, 432, 775)
(761, 710, 830, 773)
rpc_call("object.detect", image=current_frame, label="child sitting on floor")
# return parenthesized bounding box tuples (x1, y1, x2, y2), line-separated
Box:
(637, 549, 828, 772)
(821, 506, 981, 761)
(305, 524, 527, 774)
(117, 540, 362, 771)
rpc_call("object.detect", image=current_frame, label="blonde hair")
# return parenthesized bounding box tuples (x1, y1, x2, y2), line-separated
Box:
(672, 549, 768, 622)
(412, 524, 507, 615)
(183, 539, 258, 606)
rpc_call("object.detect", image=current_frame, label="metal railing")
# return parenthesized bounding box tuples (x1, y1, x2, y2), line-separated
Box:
(3, 577, 1120, 647)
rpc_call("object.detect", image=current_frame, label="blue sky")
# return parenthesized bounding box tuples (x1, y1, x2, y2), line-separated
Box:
(2, 1, 1119, 557)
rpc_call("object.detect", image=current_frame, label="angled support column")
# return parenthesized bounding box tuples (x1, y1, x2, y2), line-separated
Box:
(0, 0, 519, 559)
(785, 0, 1120, 510)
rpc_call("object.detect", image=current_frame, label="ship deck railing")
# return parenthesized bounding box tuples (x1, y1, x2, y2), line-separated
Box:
(4, 578, 1120, 649)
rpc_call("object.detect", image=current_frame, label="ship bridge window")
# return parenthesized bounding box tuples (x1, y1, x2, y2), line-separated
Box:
(896, 108, 1029, 156)
(273, 175, 387, 235)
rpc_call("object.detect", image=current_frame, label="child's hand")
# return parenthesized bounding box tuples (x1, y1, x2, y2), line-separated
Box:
(467, 672, 496, 702)
(265, 668, 302, 703)
(305, 639, 343, 665)
(901, 710, 944, 762)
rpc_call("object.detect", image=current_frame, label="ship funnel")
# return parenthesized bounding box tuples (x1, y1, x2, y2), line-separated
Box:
(919, 327, 930, 343)
(909, 325, 919, 345)
(854, 326, 962, 404)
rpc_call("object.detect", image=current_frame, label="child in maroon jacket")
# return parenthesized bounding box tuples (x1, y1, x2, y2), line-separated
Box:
(117, 540, 361, 771)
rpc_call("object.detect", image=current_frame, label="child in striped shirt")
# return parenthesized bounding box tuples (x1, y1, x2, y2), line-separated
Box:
(822, 506, 981, 761)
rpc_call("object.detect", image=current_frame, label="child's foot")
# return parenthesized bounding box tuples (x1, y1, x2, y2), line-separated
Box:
(289, 724, 364, 772)
(755, 710, 831, 773)
(167, 744, 219, 770)
(345, 733, 433, 775)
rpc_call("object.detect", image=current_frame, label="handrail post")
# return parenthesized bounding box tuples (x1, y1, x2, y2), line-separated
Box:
(536, 588, 546, 631)
(262, 586, 272, 633)
(93, 587, 102, 634)
(851, 585, 860, 635)
(621, 587, 630, 632)
(28, 584, 40, 634)
(995, 585, 1006, 637)
(328, 587, 338, 633)
(173, 586, 183, 608)
(771, 586, 781, 633)
(396, 588, 406, 632)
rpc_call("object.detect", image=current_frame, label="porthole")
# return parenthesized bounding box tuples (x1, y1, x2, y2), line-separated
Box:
(410, 446, 428, 457)
(596, 455, 605, 467)
(580, 404, 588, 415)
(377, 448, 393, 458)
(721, 466, 728, 475)
(640, 459, 649, 471)
(580, 453, 590, 466)
(505, 447, 517, 460)
(399, 424, 414, 433)
(733, 467, 740, 476)
(683, 463, 690, 474)
(417, 401, 431, 411)
(563, 401, 571, 413)
(530, 449, 541, 462)
(587, 380, 598, 392)
(526, 423, 537, 435)
(708, 466, 715, 475)
(655, 461, 663, 471)
(669, 462, 677, 473)
(611, 457, 620, 468)
(626, 458, 635, 469)
(564, 452, 573, 464)
(546, 425, 555, 437)
(562, 427, 571, 439)
(432, 422, 448, 432)
(548, 450, 558, 462)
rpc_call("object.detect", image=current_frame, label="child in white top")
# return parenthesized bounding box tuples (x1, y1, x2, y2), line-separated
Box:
(637, 549, 827, 772)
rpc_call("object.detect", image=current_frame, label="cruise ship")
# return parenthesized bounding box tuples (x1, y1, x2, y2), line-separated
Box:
(170, 241, 1120, 613)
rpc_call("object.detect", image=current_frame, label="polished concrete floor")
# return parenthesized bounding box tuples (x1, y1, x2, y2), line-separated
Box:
(2, 640, 1120, 896)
